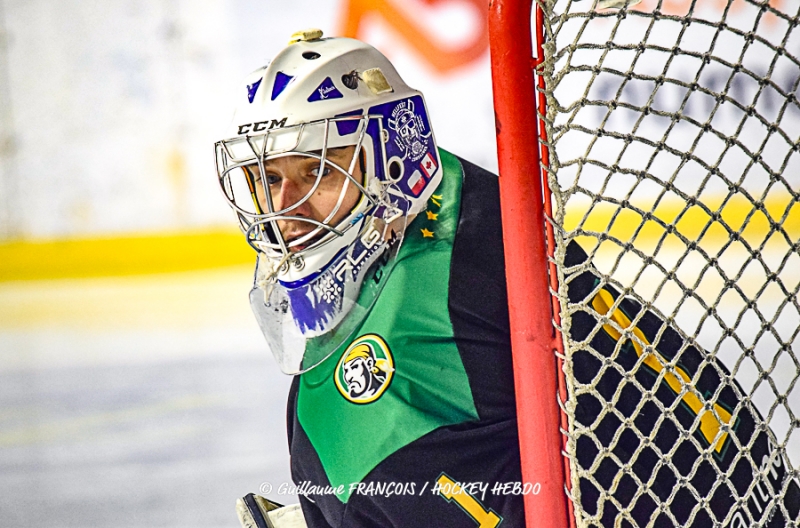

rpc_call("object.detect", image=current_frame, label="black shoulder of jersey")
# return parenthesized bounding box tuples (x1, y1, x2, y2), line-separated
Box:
(448, 155, 517, 423)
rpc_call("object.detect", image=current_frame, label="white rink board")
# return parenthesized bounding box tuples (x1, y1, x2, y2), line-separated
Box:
(0, 0, 496, 240)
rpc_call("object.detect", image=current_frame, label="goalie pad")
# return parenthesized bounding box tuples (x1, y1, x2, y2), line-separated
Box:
(235, 493, 307, 528)
(565, 241, 800, 526)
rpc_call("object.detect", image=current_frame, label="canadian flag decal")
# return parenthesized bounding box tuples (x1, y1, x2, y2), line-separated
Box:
(420, 152, 437, 179)
(408, 170, 426, 197)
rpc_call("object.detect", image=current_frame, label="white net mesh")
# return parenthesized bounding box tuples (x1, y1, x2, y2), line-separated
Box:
(540, 0, 800, 525)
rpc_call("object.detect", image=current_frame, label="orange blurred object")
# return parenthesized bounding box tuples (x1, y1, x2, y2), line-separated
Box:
(340, 0, 488, 73)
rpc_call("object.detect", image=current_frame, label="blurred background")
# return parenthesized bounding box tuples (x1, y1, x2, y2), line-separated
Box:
(0, 1, 495, 526)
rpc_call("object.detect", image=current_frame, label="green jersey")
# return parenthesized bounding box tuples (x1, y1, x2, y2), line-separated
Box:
(288, 149, 525, 527)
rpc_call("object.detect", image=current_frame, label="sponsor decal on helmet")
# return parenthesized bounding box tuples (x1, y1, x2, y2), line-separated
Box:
(387, 99, 431, 162)
(308, 77, 344, 102)
(247, 78, 262, 104)
(335, 334, 395, 404)
(236, 118, 288, 135)
(271, 71, 295, 100)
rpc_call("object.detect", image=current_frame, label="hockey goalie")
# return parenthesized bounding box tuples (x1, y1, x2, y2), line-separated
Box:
(214, 29, 800, 527)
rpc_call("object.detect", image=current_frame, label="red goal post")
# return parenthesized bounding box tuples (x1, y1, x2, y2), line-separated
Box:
(488, 1, 572, 526)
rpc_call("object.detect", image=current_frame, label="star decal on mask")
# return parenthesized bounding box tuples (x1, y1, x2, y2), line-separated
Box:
(426, 211, 438, 221)
(421, 228, 434, 238)
(431, 194, 442, 207)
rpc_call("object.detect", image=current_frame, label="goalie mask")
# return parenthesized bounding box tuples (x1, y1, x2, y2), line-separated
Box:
(214, 31, 442, 374)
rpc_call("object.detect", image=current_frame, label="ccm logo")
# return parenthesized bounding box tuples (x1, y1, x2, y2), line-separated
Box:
(237, 118, 287, 135)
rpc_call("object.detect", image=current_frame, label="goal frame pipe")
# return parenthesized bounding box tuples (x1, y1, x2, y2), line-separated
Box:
(488, 0, 571, 527)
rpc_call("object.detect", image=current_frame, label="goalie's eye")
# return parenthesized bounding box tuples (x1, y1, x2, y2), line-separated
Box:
(264, 174, 282, 186)
(310, 166, 331, 178)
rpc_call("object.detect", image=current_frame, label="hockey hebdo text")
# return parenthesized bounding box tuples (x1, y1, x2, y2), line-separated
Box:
(259, 480, 541, 502)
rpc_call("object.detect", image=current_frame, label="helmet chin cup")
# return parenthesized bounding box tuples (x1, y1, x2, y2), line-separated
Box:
(250, 212, 408, 375)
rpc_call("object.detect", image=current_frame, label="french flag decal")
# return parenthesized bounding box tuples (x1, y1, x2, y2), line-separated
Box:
(408, 169, 426, 197)
(420, 152, 437, 179)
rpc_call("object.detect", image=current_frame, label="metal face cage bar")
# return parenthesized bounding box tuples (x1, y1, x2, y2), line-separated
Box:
(489, 1, 572, 526)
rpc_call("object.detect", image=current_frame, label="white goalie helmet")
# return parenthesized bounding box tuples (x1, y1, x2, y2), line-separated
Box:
(215, 30, 442, 374)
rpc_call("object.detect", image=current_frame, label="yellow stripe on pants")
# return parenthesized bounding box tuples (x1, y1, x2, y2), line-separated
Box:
(592, 289, 732, 454)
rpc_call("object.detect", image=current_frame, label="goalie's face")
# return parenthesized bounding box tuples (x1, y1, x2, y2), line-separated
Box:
(247, 146, 364, 253)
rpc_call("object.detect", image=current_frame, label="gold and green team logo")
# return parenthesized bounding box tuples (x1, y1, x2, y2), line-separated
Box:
(335, 334, 395, 404)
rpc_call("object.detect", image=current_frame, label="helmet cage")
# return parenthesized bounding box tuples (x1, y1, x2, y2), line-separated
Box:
(215, 114, 395, 271)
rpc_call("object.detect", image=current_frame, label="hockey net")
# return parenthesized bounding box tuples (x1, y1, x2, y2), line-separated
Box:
(531, 0, 800, 526)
